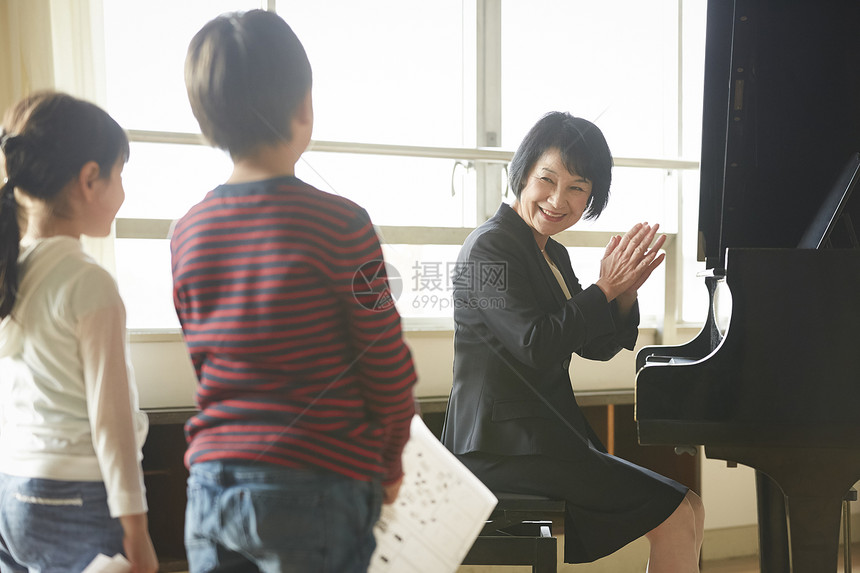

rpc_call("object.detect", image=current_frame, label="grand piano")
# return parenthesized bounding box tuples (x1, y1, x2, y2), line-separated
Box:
(635, 1, 860, 572)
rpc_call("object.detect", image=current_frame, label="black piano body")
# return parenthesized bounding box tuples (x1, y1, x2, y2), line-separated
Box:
(635, 0, 860, 571)
(637, 249, 860, 572)
(638, 248, 860, 445)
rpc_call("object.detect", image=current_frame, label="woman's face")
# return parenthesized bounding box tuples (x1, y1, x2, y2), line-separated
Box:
(514, 147, 592, 244)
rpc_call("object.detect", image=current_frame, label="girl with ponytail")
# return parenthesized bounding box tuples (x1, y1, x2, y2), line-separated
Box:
(0, 91, 157, 573)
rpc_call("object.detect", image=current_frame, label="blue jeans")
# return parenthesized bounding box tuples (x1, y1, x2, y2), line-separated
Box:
(185, 461, 383, 573)
(0, 473, 123, 573)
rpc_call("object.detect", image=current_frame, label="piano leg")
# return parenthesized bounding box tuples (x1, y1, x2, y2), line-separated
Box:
(707, 446, 860, 573)
(784, 489, 844, 573)
(756, 471, 790, 573)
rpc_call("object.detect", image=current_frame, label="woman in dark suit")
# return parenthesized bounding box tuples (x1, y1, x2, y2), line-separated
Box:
(441, 112, 704, 571)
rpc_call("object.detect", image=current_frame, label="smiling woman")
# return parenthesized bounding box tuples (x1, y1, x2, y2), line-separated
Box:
(440, 111, 702, 571)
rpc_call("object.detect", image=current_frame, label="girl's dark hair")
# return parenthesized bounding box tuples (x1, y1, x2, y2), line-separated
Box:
(509, 111, 613, 220)
(185, 10, 312, 159)
(0, 91, 129, 317)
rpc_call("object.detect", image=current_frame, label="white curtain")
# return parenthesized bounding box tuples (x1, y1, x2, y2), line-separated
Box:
(0, 0, 117, 275)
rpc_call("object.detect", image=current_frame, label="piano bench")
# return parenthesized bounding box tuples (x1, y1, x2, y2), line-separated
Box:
(461, 493, 566, 573)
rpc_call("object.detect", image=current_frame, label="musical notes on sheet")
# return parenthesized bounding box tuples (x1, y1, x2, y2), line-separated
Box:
(369, 415, 497, 573)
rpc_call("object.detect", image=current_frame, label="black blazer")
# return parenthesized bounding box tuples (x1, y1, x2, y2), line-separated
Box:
(441, 203, 639, 461)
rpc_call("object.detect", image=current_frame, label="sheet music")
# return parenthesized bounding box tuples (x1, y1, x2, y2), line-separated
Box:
(369, 415, 497, 573)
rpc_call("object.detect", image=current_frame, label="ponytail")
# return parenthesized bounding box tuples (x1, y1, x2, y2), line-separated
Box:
(0, 179, 20, 318)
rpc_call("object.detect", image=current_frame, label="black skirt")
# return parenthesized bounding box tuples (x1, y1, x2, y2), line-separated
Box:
(458, 449, 688, 563)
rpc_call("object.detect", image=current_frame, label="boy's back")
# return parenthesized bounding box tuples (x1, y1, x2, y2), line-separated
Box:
(177, 10, 417, 571)
(171, 175, 416, 481)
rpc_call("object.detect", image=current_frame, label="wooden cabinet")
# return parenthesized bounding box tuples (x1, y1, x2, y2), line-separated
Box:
(142, 409, 193, 572)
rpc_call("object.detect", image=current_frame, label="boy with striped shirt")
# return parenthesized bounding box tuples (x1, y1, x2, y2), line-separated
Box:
(172, 10, 417, 572)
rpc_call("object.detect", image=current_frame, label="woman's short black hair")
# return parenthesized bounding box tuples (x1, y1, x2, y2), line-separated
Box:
(185, 9, 312, 159)
(509, 112, 612, 220)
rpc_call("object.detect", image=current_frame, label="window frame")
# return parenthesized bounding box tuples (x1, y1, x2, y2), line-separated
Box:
(102, 0, 699, 343)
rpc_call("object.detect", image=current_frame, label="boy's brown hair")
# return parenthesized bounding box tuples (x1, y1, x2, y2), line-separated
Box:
(185, 10, 312, 159)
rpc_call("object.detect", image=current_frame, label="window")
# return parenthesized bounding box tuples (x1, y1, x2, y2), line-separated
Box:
(96, 0, 708, 334)
(102, 0, 262, 134)
(279, 1, 474, 149)
(500, 1, 679, 158)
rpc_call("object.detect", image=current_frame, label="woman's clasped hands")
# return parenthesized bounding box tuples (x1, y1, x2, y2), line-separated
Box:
(595, 222, 667, 308)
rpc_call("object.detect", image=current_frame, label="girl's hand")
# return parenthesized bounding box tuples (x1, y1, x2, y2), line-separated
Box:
(120, 513, 159, 573)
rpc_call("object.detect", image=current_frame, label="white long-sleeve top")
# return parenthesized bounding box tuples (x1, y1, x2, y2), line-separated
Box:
(0, 236, 148, 517)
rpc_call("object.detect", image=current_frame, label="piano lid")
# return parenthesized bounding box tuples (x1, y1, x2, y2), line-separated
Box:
(697, 0, 860, 271)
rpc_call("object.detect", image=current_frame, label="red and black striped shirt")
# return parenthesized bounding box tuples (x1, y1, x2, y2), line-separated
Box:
(171, 176, 417, 483)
